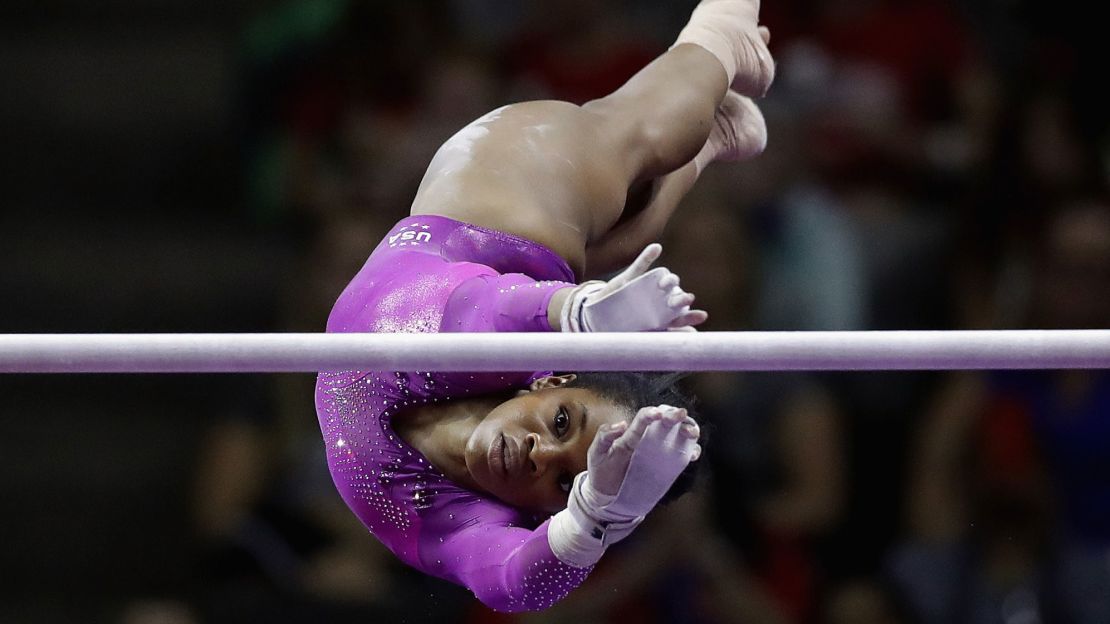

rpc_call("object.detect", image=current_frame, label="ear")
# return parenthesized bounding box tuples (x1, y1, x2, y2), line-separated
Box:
(527, 374, 577, 392)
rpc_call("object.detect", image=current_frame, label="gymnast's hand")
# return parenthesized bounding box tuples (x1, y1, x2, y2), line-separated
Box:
(548, 405, 701, 567)
(584, 404, 701, 511)
(558, 243, 708, 332)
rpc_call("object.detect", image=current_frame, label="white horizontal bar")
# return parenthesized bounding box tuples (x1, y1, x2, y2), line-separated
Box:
(0, 331, 1107, 373)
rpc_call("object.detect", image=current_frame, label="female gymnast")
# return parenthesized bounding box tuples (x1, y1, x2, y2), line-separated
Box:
(315, 0, 775, 612)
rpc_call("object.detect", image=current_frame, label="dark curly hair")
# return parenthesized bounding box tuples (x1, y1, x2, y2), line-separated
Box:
(563, 372, 706, 505)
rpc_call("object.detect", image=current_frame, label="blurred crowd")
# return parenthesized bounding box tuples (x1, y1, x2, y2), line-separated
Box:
(2, 0, 1108, 623)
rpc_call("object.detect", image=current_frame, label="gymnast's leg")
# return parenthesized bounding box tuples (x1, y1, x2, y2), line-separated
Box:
(409, 0, 774, 276)
(585, 89, 767, 276)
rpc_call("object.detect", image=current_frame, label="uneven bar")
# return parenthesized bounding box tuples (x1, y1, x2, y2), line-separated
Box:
(0, 331, 1108, 373)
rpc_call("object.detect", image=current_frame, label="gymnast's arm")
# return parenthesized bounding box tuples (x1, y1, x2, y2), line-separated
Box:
(443, 245, 706, 333)
(420, 510, 591, 612)
(440, 270, 575, 332)
(418, 406, 700, 612)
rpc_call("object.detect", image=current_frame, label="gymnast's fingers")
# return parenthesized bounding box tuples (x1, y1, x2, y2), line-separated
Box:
(619, 243, 663, 282)
(658, 271, 679, 291)
(617, 406, 663, 448)
(592, 421, 627, 455)
(658, 405, 686, 423)
(668, 291, 695, 308)
(682, 422, 700, 439)
(669, 309, 709, 328)
(680, 414, 700, 440)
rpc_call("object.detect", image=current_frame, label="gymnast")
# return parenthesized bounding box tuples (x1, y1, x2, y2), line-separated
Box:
(315, 0, 775, 611)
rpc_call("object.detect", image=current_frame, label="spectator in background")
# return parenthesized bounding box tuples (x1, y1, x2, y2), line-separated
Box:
(241, 0, 456, 229)
(503, 0, 659, 103)
(891, 201, 1110, 624)
(822, 579, 916, 624)
(740, 1, 991, 596)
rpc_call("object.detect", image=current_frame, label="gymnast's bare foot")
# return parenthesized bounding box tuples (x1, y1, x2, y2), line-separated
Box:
(675, 0, 775, 97)
(695, 90, 767, 175)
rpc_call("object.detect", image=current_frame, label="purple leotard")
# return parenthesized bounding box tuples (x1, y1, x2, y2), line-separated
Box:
(314, 215, 590, 611)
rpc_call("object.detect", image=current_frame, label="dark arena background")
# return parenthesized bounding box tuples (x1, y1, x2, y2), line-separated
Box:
(1, 1, 1108, 623)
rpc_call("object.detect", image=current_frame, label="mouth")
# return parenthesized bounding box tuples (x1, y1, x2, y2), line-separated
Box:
(488, 433, 508, 477)
(504, 434, 526, 477)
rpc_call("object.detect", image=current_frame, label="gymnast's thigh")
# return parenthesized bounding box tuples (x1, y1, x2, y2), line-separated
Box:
(409, 101, 634, 271)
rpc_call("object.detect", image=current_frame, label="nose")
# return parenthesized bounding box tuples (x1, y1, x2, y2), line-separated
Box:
(525, 432, 559, 477)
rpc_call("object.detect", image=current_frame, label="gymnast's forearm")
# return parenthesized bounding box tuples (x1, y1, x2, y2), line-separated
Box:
(431, 520, 593, 612)
(442, 272, 575, 333)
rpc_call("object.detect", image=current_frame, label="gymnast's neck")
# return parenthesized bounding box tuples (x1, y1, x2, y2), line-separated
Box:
(392, 392, 509, 491)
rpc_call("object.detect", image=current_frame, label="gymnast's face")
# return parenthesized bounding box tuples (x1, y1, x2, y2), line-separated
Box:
(464, 375, 632, 514)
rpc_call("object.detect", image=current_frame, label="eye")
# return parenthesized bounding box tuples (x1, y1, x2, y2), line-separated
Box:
(553, 407, 570, 437)
(558, 472, 573, 494)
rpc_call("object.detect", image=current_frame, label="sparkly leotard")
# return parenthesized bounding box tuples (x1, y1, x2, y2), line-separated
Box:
(315, 215, 590, 611)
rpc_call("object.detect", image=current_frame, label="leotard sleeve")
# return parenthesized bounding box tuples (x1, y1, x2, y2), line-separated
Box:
(417, 494, 591, 612)
(441, 272, 572, 333)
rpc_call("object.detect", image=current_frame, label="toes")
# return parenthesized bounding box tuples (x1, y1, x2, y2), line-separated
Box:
(731, 29, 776, 98)
(711, 91, 767, 161)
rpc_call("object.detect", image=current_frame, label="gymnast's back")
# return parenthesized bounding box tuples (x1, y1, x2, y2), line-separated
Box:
(314, 215, 590, 611)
